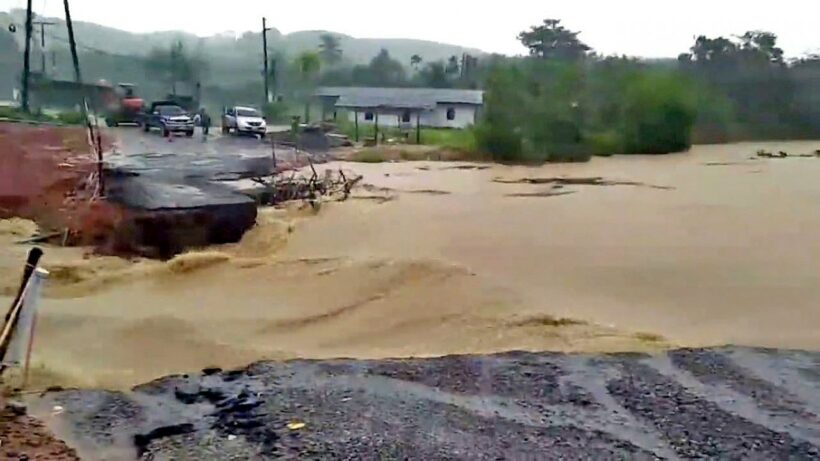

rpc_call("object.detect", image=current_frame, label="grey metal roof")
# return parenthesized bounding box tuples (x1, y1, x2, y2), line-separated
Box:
(316, 87, 483, 110)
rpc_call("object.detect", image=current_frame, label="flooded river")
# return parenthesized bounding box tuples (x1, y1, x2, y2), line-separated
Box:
(2, 140, 819, 389)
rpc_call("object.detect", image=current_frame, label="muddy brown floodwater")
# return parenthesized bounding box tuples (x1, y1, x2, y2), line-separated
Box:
(1, 140, 819, 390)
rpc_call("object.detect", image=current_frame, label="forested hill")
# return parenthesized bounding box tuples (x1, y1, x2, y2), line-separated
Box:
(1, 9, 481, 67)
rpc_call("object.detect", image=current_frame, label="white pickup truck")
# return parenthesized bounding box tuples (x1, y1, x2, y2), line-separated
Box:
(221, 106, 267, 137)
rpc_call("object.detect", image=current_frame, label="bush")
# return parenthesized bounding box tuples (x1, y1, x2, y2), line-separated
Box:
(475, 59, 698, 161)
(56, 111, 88, 125)
(474, 121, 523, 162)
(263, 101, 292, 123)
(586, 131, 621, 156)
(350, 148, 389, 163)
(419, 128, 477, 151)
(620, 72, 696, 154)
(0, 106, 55, 123)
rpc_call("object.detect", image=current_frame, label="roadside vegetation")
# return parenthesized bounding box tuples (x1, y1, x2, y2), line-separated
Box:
(334, 116, 476, 152)
(333, 19, 818, 164)
(0, 106, 86, 125)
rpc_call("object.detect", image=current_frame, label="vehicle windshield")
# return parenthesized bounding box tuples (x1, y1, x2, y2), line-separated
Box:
(236, 108, 261, 117)
(157, 105, 184, 116)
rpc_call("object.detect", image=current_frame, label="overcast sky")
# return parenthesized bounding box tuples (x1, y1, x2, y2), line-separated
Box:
(5, 0, 819, 57)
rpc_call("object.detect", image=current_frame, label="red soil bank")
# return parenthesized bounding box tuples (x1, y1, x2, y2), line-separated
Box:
(0, 123, 124, 248)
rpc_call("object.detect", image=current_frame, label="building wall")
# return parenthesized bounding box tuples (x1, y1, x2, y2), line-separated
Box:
(347, 103, 478, 129)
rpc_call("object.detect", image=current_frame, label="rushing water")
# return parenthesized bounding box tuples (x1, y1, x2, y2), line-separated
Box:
(2, 140, 819, 389)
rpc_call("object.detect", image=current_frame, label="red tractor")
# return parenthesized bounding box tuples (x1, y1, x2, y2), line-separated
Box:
(104, 83, 144, 127)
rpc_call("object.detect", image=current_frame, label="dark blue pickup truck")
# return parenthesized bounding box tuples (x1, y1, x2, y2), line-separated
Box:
(141, 101, 195, 137)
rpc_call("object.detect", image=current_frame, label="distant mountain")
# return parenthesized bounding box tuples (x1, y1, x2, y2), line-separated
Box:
(1, 9, 482, 66)
(0, 9, 483, 105)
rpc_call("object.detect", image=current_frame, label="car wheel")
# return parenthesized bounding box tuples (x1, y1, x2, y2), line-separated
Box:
(143, 122, 150, 132)
(162, 127, 170, 137)
(185, 130, 194, 137)
(222, 125, 229, 135)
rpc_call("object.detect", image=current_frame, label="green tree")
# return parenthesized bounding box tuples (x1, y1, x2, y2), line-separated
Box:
(145, 40, 207, 96)
(418, 61, 450, 88)
(446, 55, 460, 76)
(620, 71, 696, 154)
(738, 31, 784, 64)
(517, 19, 591, 60)
(318, 34, 343, 66)
(678, 31, 796, 138)
(294, 51, 321, 122)
(410, 54, 422, 70)
(363, 49, 406, 86)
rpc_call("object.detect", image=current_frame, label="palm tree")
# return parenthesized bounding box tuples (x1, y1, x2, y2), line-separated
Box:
(295, 51, 321, 122)
(410, 54, 422, 70)
(318, 34, 343, 65)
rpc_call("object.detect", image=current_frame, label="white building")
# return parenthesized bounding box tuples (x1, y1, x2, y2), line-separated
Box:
(316, 87, 483, 130)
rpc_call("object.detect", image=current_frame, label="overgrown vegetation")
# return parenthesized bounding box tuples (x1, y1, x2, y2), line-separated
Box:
(334, 115, 475, 152)
(0, 106, 85, 125)
(473, 19, 817, 162)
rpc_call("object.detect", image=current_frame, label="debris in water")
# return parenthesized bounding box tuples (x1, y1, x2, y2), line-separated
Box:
(251, 164, 362, 206)
(506, 190, 577, 198)
(756, 149, 820, 159)
(493, 176, 674, 190)
(441, 165, 491, 171)
(287, 421, 306, 430)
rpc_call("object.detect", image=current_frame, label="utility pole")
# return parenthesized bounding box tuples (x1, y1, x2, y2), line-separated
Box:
(21, 0, 33, 112)
(33, 20, 57, 76)
(262, 17, 271, 107)
(63, 0, 81, 83)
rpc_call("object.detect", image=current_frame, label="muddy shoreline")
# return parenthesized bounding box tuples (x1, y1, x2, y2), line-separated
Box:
(17, 347, 819, 460)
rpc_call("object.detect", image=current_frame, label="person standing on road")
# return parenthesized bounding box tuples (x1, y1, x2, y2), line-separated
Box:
(196, 108, 211, 141)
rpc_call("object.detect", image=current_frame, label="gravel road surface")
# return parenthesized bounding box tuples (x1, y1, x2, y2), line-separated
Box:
(28, 347, 820, 460)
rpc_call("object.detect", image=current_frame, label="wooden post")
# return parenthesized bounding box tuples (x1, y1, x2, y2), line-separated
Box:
(21, 0, 33, 112)
(354, 110, 359, 142)
(416, 111, 421, 144)
(262, 17, 270, 106)
(64, 0, 82, 83)
(374, 112, 379, 145)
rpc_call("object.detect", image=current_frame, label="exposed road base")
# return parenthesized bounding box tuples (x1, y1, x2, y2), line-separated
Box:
(31, 347, 820, 459)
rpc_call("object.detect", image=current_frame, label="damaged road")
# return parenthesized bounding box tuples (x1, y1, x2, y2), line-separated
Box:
(30, 347, 820, 459)
(101, 129, 347, 257)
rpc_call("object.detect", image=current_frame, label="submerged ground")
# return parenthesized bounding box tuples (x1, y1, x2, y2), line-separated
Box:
(1, 138, 819, 390)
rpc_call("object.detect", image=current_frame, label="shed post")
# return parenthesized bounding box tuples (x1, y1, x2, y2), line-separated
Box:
(354, 110, 359, 142)
(415, 111, 421, 144)
(374, 112, 379, 145)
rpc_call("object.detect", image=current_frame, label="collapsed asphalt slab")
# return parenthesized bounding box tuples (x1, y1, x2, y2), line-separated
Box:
(30, 347, 820, 460)
(99, 130, 335, 257)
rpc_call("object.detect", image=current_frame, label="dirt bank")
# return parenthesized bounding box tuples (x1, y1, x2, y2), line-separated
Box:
(2, 140, 820, 390)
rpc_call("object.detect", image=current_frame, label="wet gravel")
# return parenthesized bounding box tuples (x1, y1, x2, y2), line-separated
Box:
(30, 347, 820, 459)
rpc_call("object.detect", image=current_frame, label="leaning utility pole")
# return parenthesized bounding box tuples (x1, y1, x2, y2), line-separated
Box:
(63, 0, 81, 83)
(262, 17, 270, 107)
(21, 0, 33, 112)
